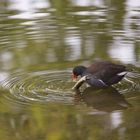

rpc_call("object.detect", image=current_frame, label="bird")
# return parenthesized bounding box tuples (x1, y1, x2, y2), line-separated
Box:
(72, 60, 127, 89)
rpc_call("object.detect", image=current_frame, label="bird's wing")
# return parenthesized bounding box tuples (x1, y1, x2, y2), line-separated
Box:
(87, 60, 114, 74)
(86, 76, 108, 87)
(87, 61, 126, 81)
(87, 61, 126, 76)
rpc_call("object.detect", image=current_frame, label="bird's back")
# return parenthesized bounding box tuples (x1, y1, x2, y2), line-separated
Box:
(86, 60, 126, 83)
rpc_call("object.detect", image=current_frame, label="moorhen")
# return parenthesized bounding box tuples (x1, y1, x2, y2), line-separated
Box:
(72, 60, 127, 89)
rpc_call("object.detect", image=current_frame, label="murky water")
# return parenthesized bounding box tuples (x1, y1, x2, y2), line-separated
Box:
(0, 0, 140, 140)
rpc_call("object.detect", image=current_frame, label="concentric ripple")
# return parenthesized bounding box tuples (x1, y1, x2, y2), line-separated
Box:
(0, 70, 140, 105)
(0, 70, 75, 105)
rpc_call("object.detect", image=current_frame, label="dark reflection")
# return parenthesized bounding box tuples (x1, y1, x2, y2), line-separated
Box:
(74, 87, 131, 112)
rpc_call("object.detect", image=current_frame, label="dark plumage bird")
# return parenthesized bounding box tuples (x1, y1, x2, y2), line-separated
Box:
(72, 60, 127, 89)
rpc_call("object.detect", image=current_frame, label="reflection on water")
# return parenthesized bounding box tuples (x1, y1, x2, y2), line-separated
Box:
(0, 0, 140, 140)
(74, 87, 132, 112)
(0, 70, 139, 106)
(0, 0, 139, 68)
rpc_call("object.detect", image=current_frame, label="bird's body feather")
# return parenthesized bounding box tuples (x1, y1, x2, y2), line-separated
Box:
(72, 60, 127, 89)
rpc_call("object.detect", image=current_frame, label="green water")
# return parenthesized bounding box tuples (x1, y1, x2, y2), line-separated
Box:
(0, 0, 140, 140)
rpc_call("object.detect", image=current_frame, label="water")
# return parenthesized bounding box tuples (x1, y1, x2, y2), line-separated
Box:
(0, 0, 140, 140)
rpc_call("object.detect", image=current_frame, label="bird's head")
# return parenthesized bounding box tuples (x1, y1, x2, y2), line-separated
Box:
(72, 66, 87, 81)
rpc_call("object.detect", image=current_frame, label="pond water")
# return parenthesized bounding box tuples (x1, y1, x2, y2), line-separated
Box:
(0, 0, 140, 140)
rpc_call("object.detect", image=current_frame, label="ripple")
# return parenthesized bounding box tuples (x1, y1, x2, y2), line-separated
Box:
(0, 70, 140, 106)
(115, 72, 140, 94)
(0, 70, 75, 105)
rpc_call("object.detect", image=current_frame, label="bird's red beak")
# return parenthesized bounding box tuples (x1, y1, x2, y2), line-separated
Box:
(72, 74, 77, 82)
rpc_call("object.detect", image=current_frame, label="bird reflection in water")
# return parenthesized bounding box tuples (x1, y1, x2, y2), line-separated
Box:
(74, 87, 132, 112)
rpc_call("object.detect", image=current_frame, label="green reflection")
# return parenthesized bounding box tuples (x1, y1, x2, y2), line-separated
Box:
(0, 93, 140, 140)
(0, 0, 140, 140)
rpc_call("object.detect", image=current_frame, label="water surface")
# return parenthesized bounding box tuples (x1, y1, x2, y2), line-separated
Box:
(0, 0, 140, 140)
